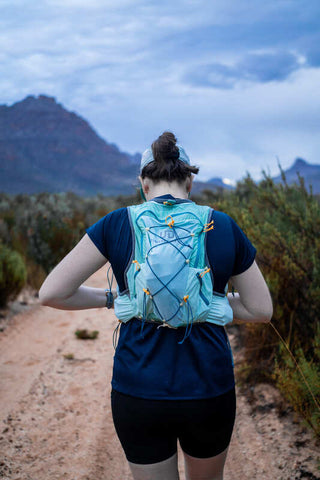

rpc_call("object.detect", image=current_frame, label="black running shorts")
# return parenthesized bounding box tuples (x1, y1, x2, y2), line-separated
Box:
(111, 388, 236, 465)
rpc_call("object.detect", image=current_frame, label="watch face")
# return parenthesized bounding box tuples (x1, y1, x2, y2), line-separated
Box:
(106, 290, 114, 308)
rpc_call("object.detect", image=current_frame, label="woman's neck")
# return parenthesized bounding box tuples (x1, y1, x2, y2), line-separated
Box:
(146, 182, 189, 201)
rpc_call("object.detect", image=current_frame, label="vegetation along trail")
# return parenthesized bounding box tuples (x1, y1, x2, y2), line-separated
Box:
(0, 267, 319, 480)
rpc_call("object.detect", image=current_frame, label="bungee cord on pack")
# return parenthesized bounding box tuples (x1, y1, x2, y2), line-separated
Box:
(112, 321, 121, 350)
(112, 201, 234, 347)
(132, 209, 212, 342)
(141, 290, 148, 336)
(199, 267, 211, 278)
(132, 260, 140, 270)
(203, 220, 214, 233)
(142, 228, 192, 303)
(165, 215, 175, 228)
(144, 230, 192, 317)
(107, 264, 122, 349)
(178, 300, 194, 344)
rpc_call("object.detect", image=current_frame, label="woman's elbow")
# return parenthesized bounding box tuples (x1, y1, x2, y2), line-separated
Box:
(253, 302, 273, 323)
(38, 287, 54, 306)
(258, 311, 273, 323)
(38, 285, 63, 307)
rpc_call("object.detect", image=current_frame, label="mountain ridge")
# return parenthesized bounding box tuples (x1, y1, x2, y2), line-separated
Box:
(272, 157, 320, 193)
(0, 95, 319, 195)
(0, 95, 139, 196)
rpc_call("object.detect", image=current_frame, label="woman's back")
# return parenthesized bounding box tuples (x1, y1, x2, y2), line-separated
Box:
(86, 193, 256, 400)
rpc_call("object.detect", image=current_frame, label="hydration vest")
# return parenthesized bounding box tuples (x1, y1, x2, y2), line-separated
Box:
(114, 198, 233, 333)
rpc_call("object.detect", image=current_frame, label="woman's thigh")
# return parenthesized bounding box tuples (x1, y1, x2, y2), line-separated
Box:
(177, 388, 236, 459)
(183, 448, 229, 480)
(111, 390, 178, 464)
(129, 453, 179, 480)
(111, 388, 236, 468)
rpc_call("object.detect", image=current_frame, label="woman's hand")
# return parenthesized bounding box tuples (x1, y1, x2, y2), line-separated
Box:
(228, 261, 273, 323)
(39, 234, 108, 310)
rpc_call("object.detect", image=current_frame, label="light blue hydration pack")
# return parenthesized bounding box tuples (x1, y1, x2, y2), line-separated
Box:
(114, 198, 233, 338)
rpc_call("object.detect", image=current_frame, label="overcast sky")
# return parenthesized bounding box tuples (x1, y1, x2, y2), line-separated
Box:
(1, 0, 320, 182)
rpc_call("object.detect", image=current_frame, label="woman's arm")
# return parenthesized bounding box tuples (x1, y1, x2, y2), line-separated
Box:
(39, 234, 109, 310)
(227, 261, 273, 323)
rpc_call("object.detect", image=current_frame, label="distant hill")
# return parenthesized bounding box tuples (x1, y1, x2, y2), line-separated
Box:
(1, 95, 319, 196)
(0, 95, 229, 196)
(192, 177, 235, 195)
(272, 158, 320, 194)
(207, 177, 235, 190)
(0, 95, 140, 196)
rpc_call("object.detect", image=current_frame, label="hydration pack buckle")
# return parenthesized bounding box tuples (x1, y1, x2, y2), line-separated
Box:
(157, 322, 178, 330)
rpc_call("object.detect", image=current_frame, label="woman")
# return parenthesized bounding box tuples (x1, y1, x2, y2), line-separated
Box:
(39, 131, 273, 480)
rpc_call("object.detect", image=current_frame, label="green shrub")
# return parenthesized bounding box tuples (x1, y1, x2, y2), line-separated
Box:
(209, 172, 319, 357)
(75, 329, 99, 340)
(0, 191, 141, 275)
(0, 243, 27, 307)
(24, 257, 47, 291)
(274, 332, 320, 436)
(202, 172, 320, 437)
(1, 181, 319, 435)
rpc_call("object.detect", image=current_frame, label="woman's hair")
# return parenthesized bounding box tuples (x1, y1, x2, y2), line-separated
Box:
(141, 131, 199, 183)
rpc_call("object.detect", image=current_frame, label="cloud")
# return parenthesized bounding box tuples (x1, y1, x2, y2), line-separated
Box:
(184, 64, 238, 89)
(184, 51, 302, 88)
(304, 41, 320, 67)
(238, 51, 301, 82)
(0, 0, 319, 182)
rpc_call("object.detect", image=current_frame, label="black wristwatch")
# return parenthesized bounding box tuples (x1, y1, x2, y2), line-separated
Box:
(105, 290, 114, 309)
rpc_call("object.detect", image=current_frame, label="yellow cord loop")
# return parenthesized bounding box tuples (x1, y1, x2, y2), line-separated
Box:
(199, 267, 211, 278)
(165, 215, 175, 228)
(203, 220, 214, 232)
(183, 295, 189, 302)
(143, 288, 151, 296)
(132, 260, 140, 270)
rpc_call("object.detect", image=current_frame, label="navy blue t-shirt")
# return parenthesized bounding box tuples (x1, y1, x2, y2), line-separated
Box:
(86, 195, 256, 400)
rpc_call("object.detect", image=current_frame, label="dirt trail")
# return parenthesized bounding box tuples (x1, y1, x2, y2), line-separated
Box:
(0, 267, 319, 480)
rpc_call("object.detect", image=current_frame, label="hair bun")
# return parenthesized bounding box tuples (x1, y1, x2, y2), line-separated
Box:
(152, 131, 179, 163)
(141, 131, 200, 182)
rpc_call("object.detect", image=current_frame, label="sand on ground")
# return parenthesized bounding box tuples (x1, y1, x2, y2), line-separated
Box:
(0, 266, 319, 480)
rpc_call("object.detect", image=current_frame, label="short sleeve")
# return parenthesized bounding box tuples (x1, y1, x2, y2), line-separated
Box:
(86, 215, 110, 259)
(85, 208, 132, 293)
(229, 217, 256, 276)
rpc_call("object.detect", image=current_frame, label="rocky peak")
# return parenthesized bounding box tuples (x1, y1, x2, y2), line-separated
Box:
(9, 95, 63, 113)
(292, 158, 308, 170)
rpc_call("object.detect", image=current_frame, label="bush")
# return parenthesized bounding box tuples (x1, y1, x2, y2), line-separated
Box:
(274, 328, 320, 436)
(0, 244, 27, 307)
(0, 191, 141, 275)
(0, 182, 318, 435)
(24, 257, 47, 291)
(211, 172, 320, 437)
